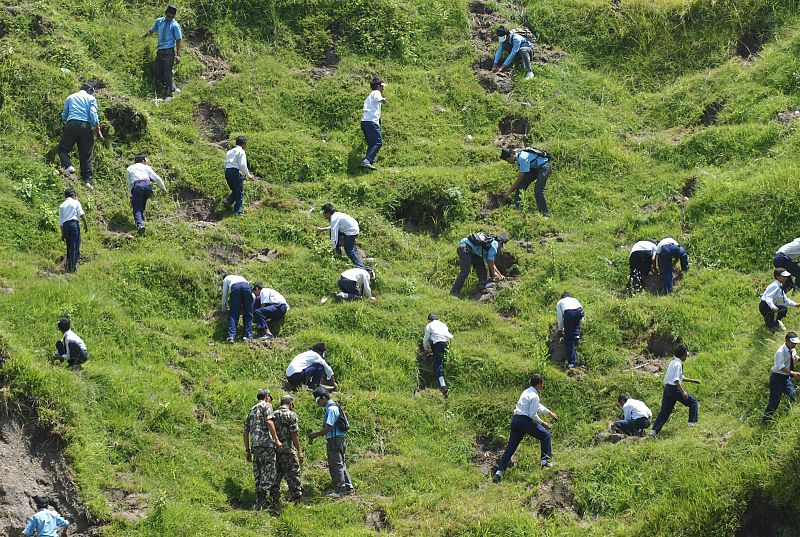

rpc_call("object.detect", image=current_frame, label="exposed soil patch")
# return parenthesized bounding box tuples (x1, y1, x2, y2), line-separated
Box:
(532, 44, 567, 66)
(469, 274, 517, 302)
(493, 132, 527, 149)
(105, 489, 147, 523)
(736, 29, 762, 60)
(681, 177, 697, 198)
(185, 28, 230, 84)
(28, 14, 53, 36)
(248, 248, 279, 263)
(646, 332, 681, 358)
(473, 435, 507, 477)
(737, 491, 800, 536)
(611, 0, 622, 11)
(415, 344, 438, 391)
(642, 270, 683, 295)
(699, 100, 724, 127)
(104, 101, 147, 141)
(539, 232, 564, 246)
(195, 103, 228, 147)
(593, 431, 627, 444)
(530, 470, 581, 519)
(365, 508, 391, 532)
(499, 116, 531, 135)
(547, 324, 568, 367)
(174, 187, 221, 222)
(777, 109, 800, 123)
(494, 251, 520, 277)
(476, 192, 505, 220)
(469, 0, 496, 14)
(209, 243, 243, 265)
(0, 413, 92, 536)
(476, 70, 515, 94)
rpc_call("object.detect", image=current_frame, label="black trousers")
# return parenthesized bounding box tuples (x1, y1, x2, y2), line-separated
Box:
(450, 245, 487, 296)
(56, 340, 87, 366)
(629, 251, 653, 292)
(760, 300, 788, 329)
(58, 120, 94, 183)
(516, 161, 551, 215)
(154, 48, 176, 97)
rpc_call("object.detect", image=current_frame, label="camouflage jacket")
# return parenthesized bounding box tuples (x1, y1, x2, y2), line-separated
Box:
(273, 407, 299, 453)
(244, 400, 275, 449)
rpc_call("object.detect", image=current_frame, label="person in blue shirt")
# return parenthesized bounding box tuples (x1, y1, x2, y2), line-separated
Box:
(143, 5, 182, 100)
(492, 26, 535, 80)
(450, 232, 509, 297)
(58, 83, 104, 190)
(500, 147, 552, 215)
(22, 495, 70, 537)
(308, 387, 354, 498)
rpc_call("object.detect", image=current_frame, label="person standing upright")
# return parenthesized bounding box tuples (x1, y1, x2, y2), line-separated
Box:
(650, 345, 701, 436)
(270, 395, 304, 503)
(317, 204, 365, 268)
(500, 147, 552, 215)
(58, 188, 88, 274)
(760, 269, 797, 331)
(629, 239, 658, 293)
(243, 388, 282, 510)
(450, 232, 508, 297)
(360, 77, 387, 170)
(774, 237, 800, 291)
(762, 332, 800, 424)
(58, 83, 103, 190)
(493, 374, 558, 483)
(308, 387, 355, 498)
(556, 292, 584, 369)
(143, 4, 182, 100)
(126, 153, 167, 234)
(221, 274, 254, 343)
(224, 136, 254, 216)
(422, 313, 453, 398)
(654, 237, 689, 294)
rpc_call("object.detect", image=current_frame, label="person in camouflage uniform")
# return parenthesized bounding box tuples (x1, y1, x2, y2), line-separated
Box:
(243, 388, 283, 509)
(270, 395, 304, 503)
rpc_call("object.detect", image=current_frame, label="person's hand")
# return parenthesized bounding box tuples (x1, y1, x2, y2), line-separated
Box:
(681, 392, 689, 402)
(275, 441, 283, 450)
(549, 411, 559, 421)
(307, 433, 314, 444)
(541, 421, 551, 430)
(83, 224, 89, 233)
(175, 56, 180, 64)
(773, 306, 779, 312)
(557, 329, 564, 338)
(97, 130, 105, 142)
(298, 452, 305, 463)
(497, 65, 505, 73)
(245, 450, 252, 463)
(491, 64, 499, 72)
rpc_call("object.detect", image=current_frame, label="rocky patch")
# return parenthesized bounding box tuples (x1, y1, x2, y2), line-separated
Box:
(174, 187, 221, 222)
(473, 435, 507, 477)
(365, 508, 392, 532)
(105, 489, 147, 524)
(530, 470, 581, 519)
(195, 102, 228, 147)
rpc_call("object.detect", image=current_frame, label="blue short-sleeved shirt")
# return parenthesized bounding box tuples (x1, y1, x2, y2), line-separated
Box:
(324, 400, 345, 439)
(150, 17, 183, 50)
(461, 238, 499, 262)
(23, 509, 69, 537)
(516, 150, 549, 173)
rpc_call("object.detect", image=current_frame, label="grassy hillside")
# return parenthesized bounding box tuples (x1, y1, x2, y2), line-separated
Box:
(2, 0, 800, 535)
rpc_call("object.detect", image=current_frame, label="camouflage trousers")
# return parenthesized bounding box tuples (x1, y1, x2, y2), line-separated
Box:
(252, 446, 276, 494)
(270, 451, 302, 500)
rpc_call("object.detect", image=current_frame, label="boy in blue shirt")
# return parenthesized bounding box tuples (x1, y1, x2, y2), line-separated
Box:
(22, 495, 70, 537)
(501, 147, 552, 215)
(450, 232, 509, 297)
(143, 5, 182, 100)
(308, 387, 354, 498)
(58, 83, 104, 189)
(492, 26, 535, 80)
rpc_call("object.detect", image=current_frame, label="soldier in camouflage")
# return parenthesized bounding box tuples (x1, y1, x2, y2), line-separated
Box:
(270, 395, 304, 503)
(243, 388, 283, 509)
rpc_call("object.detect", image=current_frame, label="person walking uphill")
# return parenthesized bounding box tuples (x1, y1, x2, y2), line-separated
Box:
(50, 317, 88, 371)
(243, 388, 283, 510)
(58, 83, 103, 190)
(317, 204, 365, 268)
(270, 395, 304, 503)
(760, 269, 797, 331)
(556, 292, 584, 369)
(308, 387, 355, 498)
(629, 239, 657, 293)
(143, 4, 182, 100)
(774, 237, 800, 291)
(762, 332, 800, 423)
(650, 345, 701, 436)
(492, 26, 535, 80)
(22, 495, 70, 537)
(423, 313, 453, 398)
(493, 374, 558, 483)
(285, 342, 337, 390)
(224, 136, 254, 216)
(500, 147, 552, 215)
(450, 232, 509, 297)
(654, 237, 688, 294)
(58, 188, 88, 274)
(221, 274, 254, 343)
(252, 282, 289, 340)
(126, 154, 167, 234)
(360, 77, 387, 170)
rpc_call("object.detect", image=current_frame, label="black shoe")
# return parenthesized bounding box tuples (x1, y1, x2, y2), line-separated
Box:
(137, 226, 145, 236)
(440, 386, 449, 399)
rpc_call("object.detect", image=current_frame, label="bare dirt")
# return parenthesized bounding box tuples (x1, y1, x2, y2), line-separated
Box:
(104, 489, 147, 523)
(699, 100, 724, 127)
(365, 507, 392, 532)
(530, 470, 581, 519)
(646, 332, 681, 358)
(310, 44, 340, 80)
(547, 324, 568, 367)
(476, 192, 505, 220)
(173, 187, 221, 222)
(209, 242, 243, 265)
(593, 431, 627, 444)
(473, 435, 508, 477)
(248, 248, 280, 263)
(195, 102, 228, 147)
(681, 177, 697, 198)
(736, 29, 763, 60)
(737, 491, 800, 536)
(642, 270, 683, 295)
(185, 28, 230, 84)
(0, 413, 93, 536)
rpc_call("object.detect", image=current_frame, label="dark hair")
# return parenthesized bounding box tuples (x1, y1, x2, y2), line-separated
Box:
(64, 188, 76, 199)
(499, 148, 513, 160)
(674, 344, 689, 358)
(33, 495, 51, 509)
(57, 317, 71, 332)
(165, 4, 177, 14)
(617, 393, 629, 404)
(530, 373, 543, 387)
(321, 203, 335, 215)
(134, 153, 147, 164)
(313, 386, 330, 400)
(80, 83, 95, 94)
(775, 268, 787, 279)
(257, 388, 270, 401)
(428, 313, 438, 321)
(251, 282, 263, 290)
(561, 291, 572, 299)
(370, 77, 384, 90)
(496, 233, 509, 245)
(235, 135, 246, 147)
(646, 238, 658, 244)
(496, 26, 509, 37)
(311, 342, 327, 355)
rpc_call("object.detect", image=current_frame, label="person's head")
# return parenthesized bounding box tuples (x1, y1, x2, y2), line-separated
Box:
(57, 317, 71, 333)
(499, 148, 516, 164)
(365, 266, 376, 280)
(428, 313, 438, 322)
(775, 268, 791, 284)
(786, 332, 800, 349)
(313, 386, 330, 407)
(165, 4, 177, 19)
(674, 344, 689, 361)
(370, 77, 385, 93)
(134, 153, 148, 164)
(496, 26, 510, 42)
(235, 135, 246, 148)
(530, 373, 543, 390)
(251, 282, 263, 294)
(257, 388, 272, 402)
(561, 291, 572, 299)
(311, 342, 327, 357)
(280, 394, 294, 409)
(80, 82, 95, 95)
(32, 495, 50, 510)
(496, 233, 509, 250)
(320, 203, 335, 220)
(617, 393, 629, 407)
(64, 188, 77, 200)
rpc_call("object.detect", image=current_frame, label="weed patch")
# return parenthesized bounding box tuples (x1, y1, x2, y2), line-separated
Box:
(104, 101, 147, 141)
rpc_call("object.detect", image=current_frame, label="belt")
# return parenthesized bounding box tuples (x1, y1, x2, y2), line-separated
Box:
(66, 119, 91, 127)
(133, 180, 151, 186)
(231, 282, 250, 289)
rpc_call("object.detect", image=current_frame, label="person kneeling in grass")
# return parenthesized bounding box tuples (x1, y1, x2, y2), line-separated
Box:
(613, 393, 652, 436)
(251, 282, 289, 340)
(50, 317, 87, 371)
(759, 268, 796, 332)
(336, 266, 376, 301)
(650, 345, 700, 436)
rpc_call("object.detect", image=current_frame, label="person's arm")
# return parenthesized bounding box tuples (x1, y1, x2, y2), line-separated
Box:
(329, 217, 340, 247)
(221, 280, 230, 310)
(308, 425, 333, 440)
(493, 41, 504, 68)
(503, 171, 527, 197)
(243, 426, 252, 462)
(501, 37, 522, 68)
(556, 302, 565, 331)
(143, 20, 157, 38)
(623, 404, 632, 422)
(423, 325, 432, 353)
(149, 168, 167, 193)
(679, 249, 689, 271)
(89, 98, 103, 141)
(486, 260, 503, 281)
(239, 151, 252, 179)
(537, 402, 558, 422)
(361, 272, 374, 299)
(80, 214, 89, 233)
(292, 431, 304, 461)
(683, 376, 701, 384)
(175, 39, 182, 61)
(266, 419, 283, 450)
(174, 22, 183, 60)
(317, 357, 336, 382)
(675, 379, 688, 400)
(61, 98, 69, 122)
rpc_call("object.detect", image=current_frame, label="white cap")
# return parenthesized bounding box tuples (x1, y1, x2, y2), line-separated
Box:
(781, 270, 792, 277)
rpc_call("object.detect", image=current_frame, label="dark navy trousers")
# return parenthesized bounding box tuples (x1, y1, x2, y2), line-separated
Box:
(227, 283, 253, 339)
(225, 167, 244, 215)
(62, 219, 81, 273)
(361, 121, 382, 164)
(652, 384, 698, 433)
(254, 303, 287, 331)
(130, 181, 153, 229)
(287, 363, 327, 389)
(762, 373, 796, 423)
(497, 415, 552, 472)
(562, 308, 584, 367)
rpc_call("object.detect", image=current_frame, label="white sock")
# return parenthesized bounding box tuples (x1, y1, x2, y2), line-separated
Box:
(438, 376, 446, 387)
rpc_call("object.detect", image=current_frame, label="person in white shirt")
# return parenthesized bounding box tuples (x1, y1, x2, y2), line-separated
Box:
(221, 274, 253, 343)
(493, 374, 558, 483)
(654, 237, 688, 294)
(629, 239, 657, 293)
(251, 282, 290, 340)
(760, 269, 797, 331)
(556, 292, 584, 369)
(317, 204, 365, 268)
(224, 136, 254, 216)
(774, 237, 800, 291)
(360, 77, 387, 170)
(127, 153, 167, 234)
(50, 318, 88, 370)
(285, 342, 337, 390)
(422, 313, 454, 398)
(650, 345, 701, 436)
(612, 393, 652, 436)
(336, 267, 375, 301)
(58, 188, 88, 273)
(762, 332, 800, 423)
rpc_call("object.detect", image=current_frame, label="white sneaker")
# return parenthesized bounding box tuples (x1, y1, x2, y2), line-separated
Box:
(260, 332, 274, 340)
(540, 459, 555, 469)
(492, 471, 502, 483)
(165, 96, 173, 102)
(360, 160, 377, 170)
(778, 321, 787, 331)
(173, 87, 181, 94)
(65, 166, 76, 174)
(84, 182, 94, 191)
(335, 292, 347, 301)
(328, 492, 342, 499)
(524, 71, 534, 80)
(687, 422, 696, 427)
(649, 430, 657, 437)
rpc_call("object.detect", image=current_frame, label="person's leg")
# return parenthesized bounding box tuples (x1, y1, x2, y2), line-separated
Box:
(343, 234, 365, 268)
(242, 287, 254, 339)
(163, 49, 175, 98)
(658, 251, 674, 293)
(652, 386, 678, 433)
(154, 50, 165, 96)
(513, 172, 535, 208)
(775, 252, 800, 290)
(76, 125, 94, 185)
(363, 122, 383, 164)
(64, 221, 80, 273)
(253, 307, 270, 331)
(760, 300, 778, 329)
(776, 306, 789, 324)
(530, 421, 552, 461)
(563, 338, 576, 368)
(141, 183, 153, 225)
(762, 373, 785, 423)
(676, 391, 699, 424)
(227, 286, 242, 340)
(519, 47, 533, 75)
(326, 438, 346, 492)
(131, 184, 146, 229)
(271, 453, 285, 503)
(224, 168, 239, 206)
(534, 162, 551, 216)
(303, 363, 327, 388)
(339, 438, 354, 492)
(67, 341, 87, 366)
(55, 340, 66, 358)
(432, 341, 447, 387)
(450, 245, 473, 296)
(636, 417, 652, 436)
(337, 277, 362, 300)
(612, 419, 635, 436)
(285, 452, 303, 499)
(57, 124, 77, 170)
(785, 376, 797, 402)
(497, 419, 526, 473)
(563, 308, 582, 367)
(630, 252, 649, 292)
(473, 254, 488, 287)
(235, 173, 245, 214)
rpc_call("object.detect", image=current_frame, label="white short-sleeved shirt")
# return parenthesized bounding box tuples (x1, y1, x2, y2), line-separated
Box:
(663, 357, 684, 385)
(630, 241, 657, 255)
(285, 350, 334, 380)
(512, 386, 550, 423)
(778, 238, 800, 260)
(423, 320, 453, 351)
(771, 344, 796, 375)
(258, 288, 290, 310)
(58, 198, 85, 226)
(623, 398, 652, 420)
(362, 90, 384, 123)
